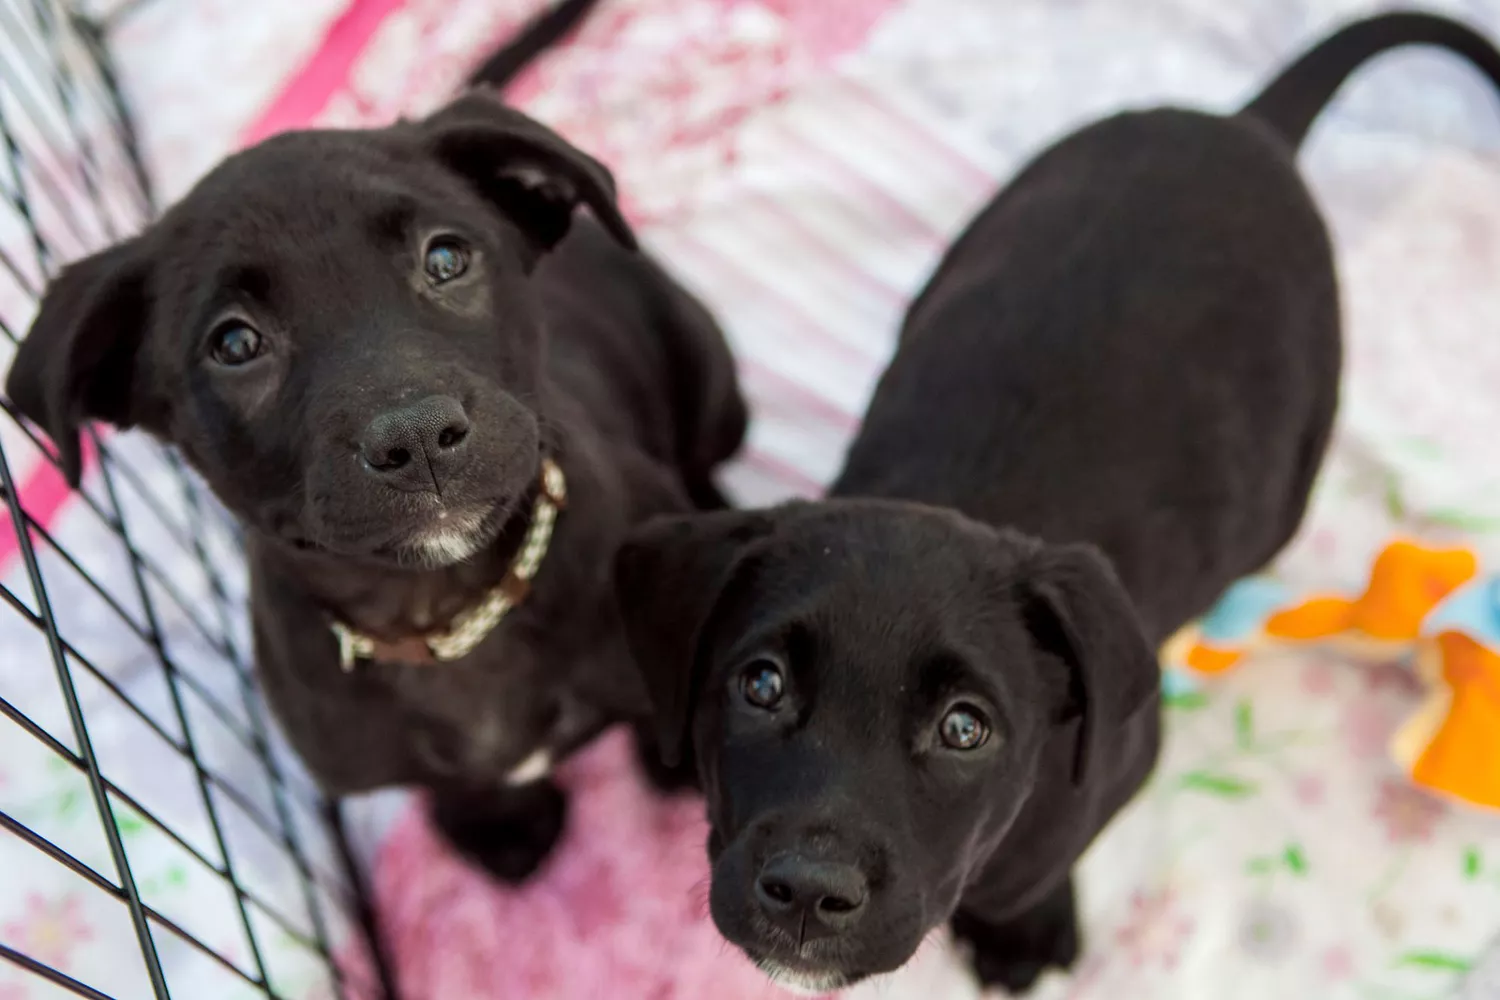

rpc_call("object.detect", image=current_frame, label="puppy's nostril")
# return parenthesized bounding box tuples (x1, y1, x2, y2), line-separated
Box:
(375, 447, 411, 471)
(759, 878, 794, 905)
(818, 894, 860, 915)
(358, 395, 469, 478)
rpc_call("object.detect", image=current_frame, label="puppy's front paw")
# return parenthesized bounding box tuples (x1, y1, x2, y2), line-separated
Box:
(431, 780, 568, 884)
(952, 876, 1080, 995)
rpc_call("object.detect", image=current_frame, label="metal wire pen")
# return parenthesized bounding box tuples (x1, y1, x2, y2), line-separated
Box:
(0, 3, 395, 997)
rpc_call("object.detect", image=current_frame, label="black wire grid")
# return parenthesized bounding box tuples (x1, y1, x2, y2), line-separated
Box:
(0, 2, 393, 998)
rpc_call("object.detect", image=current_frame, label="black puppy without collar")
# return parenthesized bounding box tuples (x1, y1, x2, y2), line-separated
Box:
(5, 15, 745, 880)
(614, 12, 1500, 994)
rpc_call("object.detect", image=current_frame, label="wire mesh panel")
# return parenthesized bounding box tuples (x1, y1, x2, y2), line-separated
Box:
(0, 2, 388, 998)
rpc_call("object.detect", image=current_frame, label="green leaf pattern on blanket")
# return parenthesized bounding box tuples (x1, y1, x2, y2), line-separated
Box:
(1164, 690, 1210, 711)
(1234, 700, 1255, 749)
(1169, 695, 1310, 801)
(111, 802, 148, 838)
(55, 787, 82, 821)
(1180, 771, 1259, 797)
(1394, 951, 1472, 973)
(1244, 844, 1309, 879)
(1128, 663, 1500, 999)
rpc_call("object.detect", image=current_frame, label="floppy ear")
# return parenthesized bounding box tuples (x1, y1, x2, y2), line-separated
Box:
(614, 510, 773, 768)
(1022, 543, 1160, 788)
(5, 240, 151, 487)
(421, 93, 636, 256)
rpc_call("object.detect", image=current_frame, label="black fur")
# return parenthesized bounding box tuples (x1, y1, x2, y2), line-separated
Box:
(613, 11, 1500, 993)
(6, 87, 745, 880)
(466, 0, 605, 91)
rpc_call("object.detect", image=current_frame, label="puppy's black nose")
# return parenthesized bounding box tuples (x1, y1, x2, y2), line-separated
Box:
(358, 395, 471, 490)
(754, 855, 868, 941)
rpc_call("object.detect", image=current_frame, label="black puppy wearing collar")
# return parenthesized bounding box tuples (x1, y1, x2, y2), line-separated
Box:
(615, 12, 1500, 994)
(5, 0, 746, 882)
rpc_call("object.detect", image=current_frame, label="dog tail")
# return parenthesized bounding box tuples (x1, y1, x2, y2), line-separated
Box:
(1240, 11, 1500, 149)
(465, 0, 605, 92)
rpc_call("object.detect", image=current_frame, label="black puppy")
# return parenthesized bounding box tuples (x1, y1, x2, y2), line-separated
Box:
(615, 12, 1500, 995)
(5, 3, 745, 881)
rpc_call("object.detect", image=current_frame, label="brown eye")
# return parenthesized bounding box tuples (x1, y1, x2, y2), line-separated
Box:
(940, 705, 989, 750)
(211, 322, 263, 366)
(424, 237, 470, 283)
(741, 658, 785, 710)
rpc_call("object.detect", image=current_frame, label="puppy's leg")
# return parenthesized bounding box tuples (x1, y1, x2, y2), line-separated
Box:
(429, 779, 568, 884)
(631, 720, 700, 793)
(952, 873, 1080, 995)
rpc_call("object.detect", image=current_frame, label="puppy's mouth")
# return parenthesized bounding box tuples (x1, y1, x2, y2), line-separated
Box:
(737, 914, 865, 995)
(752, 955, 851, 997)
(281, 495, 512, 568)
(388, 500, 505, 567)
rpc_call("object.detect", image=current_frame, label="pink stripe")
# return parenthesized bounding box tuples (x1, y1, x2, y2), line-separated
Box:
(740, 447, 823, 497)
(842, 76, 996, 194)
(740, 360, 859, 432)
(240, 0, 408, 145)
(775, 124, 946, 247)
(0, 434, 96, 570)
(669, 231, 879, 370)
(747, 191, 907, 309)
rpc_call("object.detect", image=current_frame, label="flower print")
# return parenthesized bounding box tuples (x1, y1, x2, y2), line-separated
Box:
(1342, 698, 1390, 759)
(1058, 954, 1105, 999)
(1321, 944, 1355, 980)
(749, 0, 901, 63)
(1, 894, 94, 969)
(1114, 887, 1194, 970)
(1301, 659, 1338, 697)
(1373, 778, 1446, 843)
(1293, 773, 1326, 807)
(1364, 659, 1419, 695)
(1237, 899, 1300, 962)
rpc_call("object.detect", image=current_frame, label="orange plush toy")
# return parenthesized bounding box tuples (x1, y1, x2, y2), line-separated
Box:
(1393, 580, 1500, 809)
(1162, 538, 1500, 811)
(1262, 540, 1478, 656)
(1163, 539, 1477, 676)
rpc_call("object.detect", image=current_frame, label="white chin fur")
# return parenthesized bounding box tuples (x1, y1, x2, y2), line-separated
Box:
(504, 748, 553, 787)
(408, 512, 488, 566)
(757, 960, 848, 996)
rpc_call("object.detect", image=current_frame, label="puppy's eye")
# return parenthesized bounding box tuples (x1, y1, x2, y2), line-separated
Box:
(424, 237, 470, 283)
(740, 658, 786, 710)
(939, 705, 990, 751)
(210, 322, 263, 366)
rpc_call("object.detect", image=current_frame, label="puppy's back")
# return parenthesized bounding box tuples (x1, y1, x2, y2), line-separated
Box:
(835, 109, 1340, 640)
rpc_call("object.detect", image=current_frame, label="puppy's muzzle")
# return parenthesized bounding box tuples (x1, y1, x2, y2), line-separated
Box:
(358, 394, 471, 492)
(754, 854, 869, 942)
